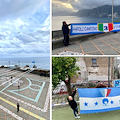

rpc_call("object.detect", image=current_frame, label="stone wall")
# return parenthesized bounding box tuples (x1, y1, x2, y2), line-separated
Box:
(71, 57, 115, 83)
(83, 57, 114, 81)
(52, 93, 79, 108)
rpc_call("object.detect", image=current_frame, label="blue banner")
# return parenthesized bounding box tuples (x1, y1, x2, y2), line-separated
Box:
(78, 88, 120, 114)
(113, 80, 120, 87)
(70, 22, 120, 35)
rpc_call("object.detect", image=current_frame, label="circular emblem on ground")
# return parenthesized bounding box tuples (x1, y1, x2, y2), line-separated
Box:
(29, 84, 41, 91)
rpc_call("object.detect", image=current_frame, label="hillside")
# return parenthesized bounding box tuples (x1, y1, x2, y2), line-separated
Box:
(76, 5, 120, 18)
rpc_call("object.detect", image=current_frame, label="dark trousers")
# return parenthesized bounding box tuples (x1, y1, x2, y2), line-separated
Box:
(73, 107, 78, 117)
(17, 107, 19, 112)
(63, 34, 69, 46)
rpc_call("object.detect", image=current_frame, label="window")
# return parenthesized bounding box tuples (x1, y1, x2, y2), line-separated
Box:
(92, 58, 98, 67)
(92, 59, 97, 65)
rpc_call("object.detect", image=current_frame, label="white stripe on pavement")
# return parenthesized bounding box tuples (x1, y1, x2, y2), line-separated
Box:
(0, 105, 24, 120)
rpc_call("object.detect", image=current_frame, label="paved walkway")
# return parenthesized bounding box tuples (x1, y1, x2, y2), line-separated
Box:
(52, 33, 120, 55)
(0, 69, 50, 120)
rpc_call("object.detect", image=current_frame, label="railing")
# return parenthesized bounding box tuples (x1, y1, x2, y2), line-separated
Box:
(52, 85, 68, 95)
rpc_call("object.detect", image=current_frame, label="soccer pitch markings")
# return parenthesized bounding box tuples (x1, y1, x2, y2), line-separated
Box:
(8, 78, 45, 102)
(0, 70, 32, 92)
(0, 71, 50, 120)
(1, 83, 50, 112)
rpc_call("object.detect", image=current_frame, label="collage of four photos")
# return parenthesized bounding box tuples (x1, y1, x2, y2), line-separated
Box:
(0, 0, 120, 120)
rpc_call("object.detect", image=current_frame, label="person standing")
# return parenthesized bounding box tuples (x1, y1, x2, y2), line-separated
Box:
(67, 88, 80, 118)
(11, 76, 13, 83)
(62, 21, 71, 46)
(95, 81, 108, 88)
(18, 82, 20, 89)
(17, 103, 20, 112)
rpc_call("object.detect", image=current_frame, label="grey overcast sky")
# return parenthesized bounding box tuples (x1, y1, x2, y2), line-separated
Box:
(0, 0, 50, 58)
(52, 0, 120, 12)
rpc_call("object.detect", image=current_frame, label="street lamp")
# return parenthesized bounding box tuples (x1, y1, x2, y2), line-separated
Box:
(18, 61, 20, 67)
(112, 0, 114, 23)
(9, 61, 10, 69)
(108, 57, 110, 87)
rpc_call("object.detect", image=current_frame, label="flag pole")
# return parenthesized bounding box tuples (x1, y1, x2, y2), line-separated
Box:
(108, 57, 110, 87)
(112, 0, 114, 23)
(9, 61, 10, 69)
(18, 61, 20, 67)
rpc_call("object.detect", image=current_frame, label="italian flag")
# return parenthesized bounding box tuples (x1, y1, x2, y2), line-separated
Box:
(98, 23, 114, 32)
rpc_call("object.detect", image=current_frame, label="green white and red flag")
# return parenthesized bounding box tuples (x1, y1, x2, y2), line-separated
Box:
(98, 23, 114, 32)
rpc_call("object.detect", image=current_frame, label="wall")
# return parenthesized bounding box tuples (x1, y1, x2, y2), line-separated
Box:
(71, 57, 115, 83)
(83, 57, 114, 81)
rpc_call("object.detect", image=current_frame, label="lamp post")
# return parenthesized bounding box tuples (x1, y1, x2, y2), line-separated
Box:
(108, 57, 110, 87)
(9, 61, 10, 69)
(112, 0, 114, 23)
(18, 61, 20, 67)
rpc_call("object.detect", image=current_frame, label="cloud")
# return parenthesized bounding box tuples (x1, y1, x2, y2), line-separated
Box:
(52, 0, 75, 13)
(0, 0, 49, 19)
(53, 0, 120, 12)
(0, 0, 50, 57)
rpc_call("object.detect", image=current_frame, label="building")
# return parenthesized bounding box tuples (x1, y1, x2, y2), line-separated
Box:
(71, 57, 115, 84)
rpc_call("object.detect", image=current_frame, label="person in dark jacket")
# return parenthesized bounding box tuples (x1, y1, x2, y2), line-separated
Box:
(17, 103, 20, 112)
(67, 88, 80, 118)
(62, 21, 71, 46)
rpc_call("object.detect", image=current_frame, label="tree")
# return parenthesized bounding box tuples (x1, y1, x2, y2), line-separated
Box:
(52, 57, 79, 95)
(1, 65, 4, 68)
(25, 65, 29, 67)
(15, 65, 19, 68)
(33, 65, 37, 68)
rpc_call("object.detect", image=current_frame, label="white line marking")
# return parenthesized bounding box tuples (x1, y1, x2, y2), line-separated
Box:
(0, 105, 24, 120)
(0, 69, 16, 76)
(1, 83, 50, 112)
(0, 70, 29, 86)
(43, 84, 50, 112)
(0, 70, 33, 92)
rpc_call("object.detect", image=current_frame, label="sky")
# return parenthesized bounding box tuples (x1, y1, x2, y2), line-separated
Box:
(0, 0, 50, 58)
(52, 0, 120, 13)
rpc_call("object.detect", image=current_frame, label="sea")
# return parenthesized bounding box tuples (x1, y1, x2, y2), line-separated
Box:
(52, 16, 120, 31)
(0, 57, 50, 70)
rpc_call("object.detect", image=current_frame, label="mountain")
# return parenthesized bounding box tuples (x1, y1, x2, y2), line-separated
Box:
(76, 5, 120, 18)
(52, 11, 75, 16)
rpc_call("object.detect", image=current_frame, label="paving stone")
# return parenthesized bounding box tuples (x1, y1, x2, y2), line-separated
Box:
(104, 40, 117, 44)
(83, 47, 98, 53)
(110, 44, 120, 48)
(80, 43, 94, 47)
(97, 45, 112, 50)
(6, 117, 13, 120)
(91, 39, 101, 43)
(94, 42, 106, 46)
(87, 52, 103, 55)
(102, 50, 120, 55)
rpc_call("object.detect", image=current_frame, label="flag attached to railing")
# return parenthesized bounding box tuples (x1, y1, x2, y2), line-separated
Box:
(78, 88, 120, 114)
(70, 22, 120, 35)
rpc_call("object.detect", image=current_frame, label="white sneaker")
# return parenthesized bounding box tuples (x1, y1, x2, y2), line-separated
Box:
(75, 116, 80, 118)
(77, 113, 81, 116)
